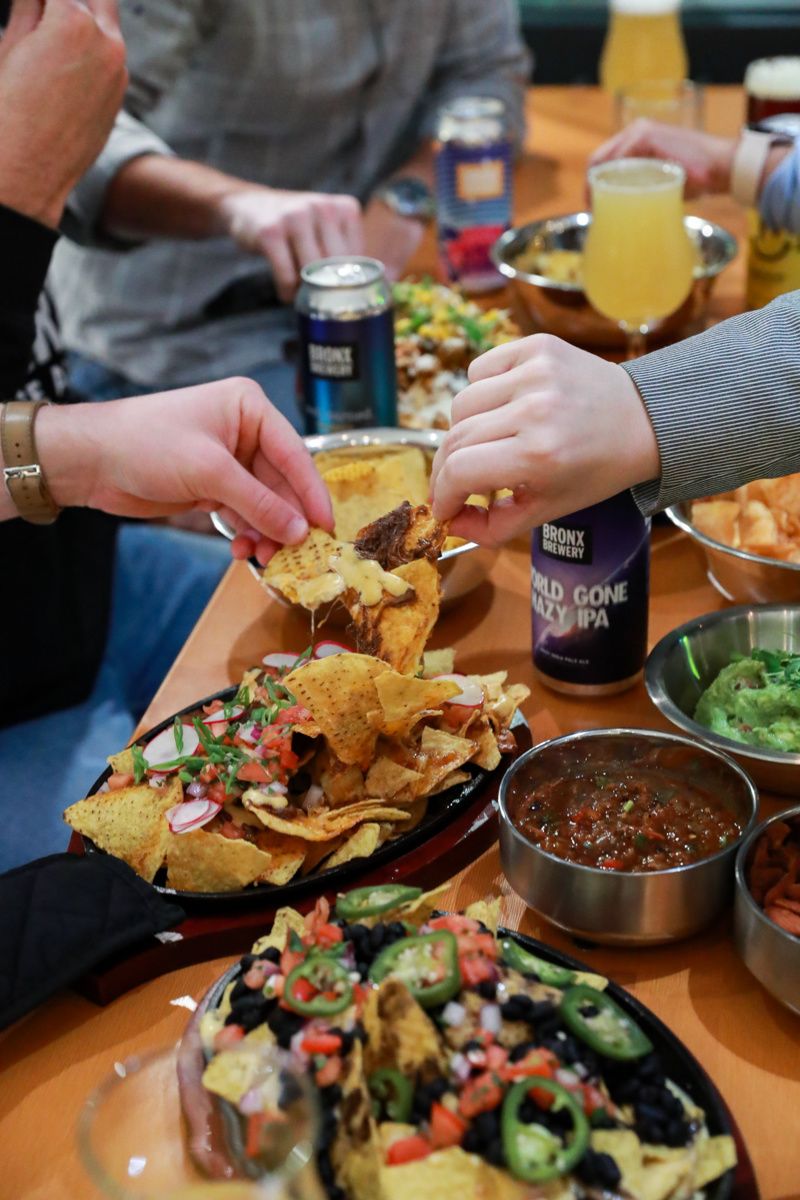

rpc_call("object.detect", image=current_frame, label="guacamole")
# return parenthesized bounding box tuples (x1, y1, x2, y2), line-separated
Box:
(695, 649, 800, 753)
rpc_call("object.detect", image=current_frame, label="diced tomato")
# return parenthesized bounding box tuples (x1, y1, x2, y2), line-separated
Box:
(207, 781, 227, 804)
(442, 703, 480, 727)
(459, 955, 496, 988)
(219, 821, 246, 840)
(280, 945, 305, 978)
(237, 761, 272, 784)
(304, 896, 331, 939)
(385, 1135, 432, 1166)
(485, 1044, 508, 1072)
(430, 1102, 467, 1149)
(203, 700, 224, 716)
(276, 704, 313, 726)
(289, 975, 316, 1004)
(213, 1023, 245, 1052)
(301, 1033, 342, 1056)
(199, 762, 219, 784)
(245, 1112, 265, 1158)
(108, 772, 134, 790)
(315, 1055, 343, 1088)
(502, 1048, 557, 1083)
(529, 1084, 556, 1109)
(279, 744, 299, 770)
(581, 1083, 609, 1116)
(429, 914, 480, 935)
(458, 932, 497, 959)
(599, 858, 625, 871)
(314, 923, 344, 951)
(458, 1071, 503, 1118)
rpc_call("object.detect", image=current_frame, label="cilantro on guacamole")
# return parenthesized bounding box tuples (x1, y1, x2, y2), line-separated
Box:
(695, 648, 800, 753)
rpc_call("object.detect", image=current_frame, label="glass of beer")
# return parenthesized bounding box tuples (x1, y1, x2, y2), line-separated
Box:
(616, 79, 703, 131)
(600, 0, 688, 96)
(745, 57, 800, 124)
(583, 158, 695, 357)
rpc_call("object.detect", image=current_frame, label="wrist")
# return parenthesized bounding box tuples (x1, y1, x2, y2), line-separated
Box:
(708, 137, 736, 195)
(615, 365, 661, 486)
(35, 403, 100, 508)
(0, 170, 66, 230)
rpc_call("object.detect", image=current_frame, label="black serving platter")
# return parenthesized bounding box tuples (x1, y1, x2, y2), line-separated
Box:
(181, 928, 742, 1198)
(82, 686, 528, 909)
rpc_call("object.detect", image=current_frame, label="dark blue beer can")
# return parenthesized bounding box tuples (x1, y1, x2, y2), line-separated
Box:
(296, 257, 397, 434)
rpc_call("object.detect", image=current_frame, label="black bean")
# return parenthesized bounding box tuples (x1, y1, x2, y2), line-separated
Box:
(509, 1041, 537, 1063)
(475, 979, 497, 1000)
(575, 1148, 622, 1189)
(369, 923, 387, 951)
(664, 1118, 691, 1147)
(257, 946, 281, 964)
(386, 921, 407, 939)
(266, 1005, 305, 1049)
(231, 978, 252, 1002)
(472, 1109, 501, 1144)
(637, 1102, 667, 1124)
(462, 1127, 482, 1154)
(240, 953, 256, 973)
(278, 1072, 304, 1109)
(581, 1003, 599, 1018)
(637, 1053, 664, 1081)
(485, 1137, 505, 1167)
(463, 1039, 483, 1053)
(590, 1110, 617, 1130)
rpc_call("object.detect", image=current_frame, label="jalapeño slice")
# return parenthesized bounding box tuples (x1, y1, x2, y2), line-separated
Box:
(369, 931, 460, 1009)
(335, 884, 422, 922)
(500, 938, 577, 988)
(502, 1078, 590, 1183)
(284, 955, 353, 1018)
(368, 1067, 414, 1122)
(560, 984, 653, 1061)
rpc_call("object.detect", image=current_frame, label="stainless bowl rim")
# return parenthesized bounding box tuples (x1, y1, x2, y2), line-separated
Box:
(490, 212, 738, 291)
(645, 602, 800, 769)
(665, 502, 800, 574)
(734, 802, 800, 945)
(498, 725, 759, 879)
(213, 426, 479, 563)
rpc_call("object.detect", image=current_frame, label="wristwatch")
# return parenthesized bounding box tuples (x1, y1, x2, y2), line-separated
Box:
(731, 119, 797, 208)
(374, 176, 435, 222)
(1, 400, 61, 524)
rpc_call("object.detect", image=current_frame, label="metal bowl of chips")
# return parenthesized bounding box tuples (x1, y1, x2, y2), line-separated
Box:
(666, 501, 800, 604)
(213, 427, 495, 617)
(491, 213, 737, 348)
(734, 804, 800, 1015)
(645, 604, 800, 795)
(498, 728, 759, 946)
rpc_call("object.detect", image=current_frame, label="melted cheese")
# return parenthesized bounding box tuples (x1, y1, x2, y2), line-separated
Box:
(330, 544, 412, 607)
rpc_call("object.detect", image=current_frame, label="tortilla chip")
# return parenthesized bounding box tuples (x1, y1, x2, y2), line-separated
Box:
(471, 723, 502, 771)
(330, 1040, 382, 1200)
(351, 557, 441, 675)
(365, 756, 424, 799)
(250, 801, 409, 842)
(464, 897, 503, 935)
(202, 1042, 270, 1106)
(107, 747, 135, 775)
(383, 798, 427, 835)
(325, 446, 429, 542)
(362, 979, 447, 1080)
(261, 527, 345, 608)
(740, 499, 779, 549)
(285, 654, 389, 765)
(166, 828, 273, 891)
(428, 768, 471, 796)
(319, 758, 366, 806)
(64, 775, 181, 883)
(251, 906, 306, 955)
(416, 726, 476, 794)
(693, 1136, 737, 1188)
(373, 671, 460, 737)
(378, 1142, 534, 1200)
(325, 822, 382, 867)
(299, 835, 344, 875)
(691, 499, 741, 549)
(253, 831, 307, 886)
(421, 647, 456, 678)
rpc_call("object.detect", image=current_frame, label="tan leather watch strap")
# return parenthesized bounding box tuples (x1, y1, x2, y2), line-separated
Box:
(1, 400, 61, 525)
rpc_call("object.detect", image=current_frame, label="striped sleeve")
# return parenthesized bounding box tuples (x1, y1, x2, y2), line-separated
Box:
(626, 290, 800, 515)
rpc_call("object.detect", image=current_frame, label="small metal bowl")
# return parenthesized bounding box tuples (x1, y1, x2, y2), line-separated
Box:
(734, 805, 800, 1015)
(213, 427, 495, 617)
(498, 728, 758, 946)
(666, 501, 800, 604)
(491, 212, 737, 348)
(646, 604, 800, 795)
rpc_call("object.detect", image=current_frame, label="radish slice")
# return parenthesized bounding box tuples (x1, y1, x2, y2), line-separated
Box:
(203, 704, 244, 728)
(143, 724, 201, 768)
(166, 798, 221, 834)
(434, 673, 484, 709)
(262, 652, 303, 671)
(148, 771, 171, 788)
(313, 641, 352, 659)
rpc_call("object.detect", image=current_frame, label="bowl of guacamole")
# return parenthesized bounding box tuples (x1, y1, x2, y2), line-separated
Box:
(646, 604, 800, 795)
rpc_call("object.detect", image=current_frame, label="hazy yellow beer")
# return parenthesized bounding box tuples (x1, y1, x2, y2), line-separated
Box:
(600, 0, 688, 94)
(583, 159, 695, 344)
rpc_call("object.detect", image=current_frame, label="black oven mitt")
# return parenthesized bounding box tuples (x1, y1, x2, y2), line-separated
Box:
(0, 853, 185, 1029)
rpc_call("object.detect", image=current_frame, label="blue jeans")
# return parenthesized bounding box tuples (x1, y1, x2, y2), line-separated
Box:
(67, 352, 303, 431)
(0, 523, 230, 872)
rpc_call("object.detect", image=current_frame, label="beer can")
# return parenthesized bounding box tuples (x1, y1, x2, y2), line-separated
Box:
(531, 491, 650, 696)
(296, 256, 397, 434)
(435, 97, 512, 294)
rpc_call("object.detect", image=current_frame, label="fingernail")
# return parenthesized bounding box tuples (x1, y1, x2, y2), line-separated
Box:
(286, 515, 307, 543)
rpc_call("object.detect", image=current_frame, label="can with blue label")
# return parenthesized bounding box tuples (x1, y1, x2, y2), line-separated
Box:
(296, 257, 397, 434)
(531, 491, 650, 696)
(435, 97, 512, 293)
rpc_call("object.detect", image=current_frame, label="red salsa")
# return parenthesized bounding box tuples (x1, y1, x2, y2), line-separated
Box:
(507, 736, 745, 871)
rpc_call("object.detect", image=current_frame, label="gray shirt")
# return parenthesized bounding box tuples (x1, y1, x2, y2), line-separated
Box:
(51, 0, 530, 388)
(628, 290, 800, 513)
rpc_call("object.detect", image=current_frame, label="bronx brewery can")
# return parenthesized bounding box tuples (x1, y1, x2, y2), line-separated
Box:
(531, 492, 650, 696)
(435, 97, 512, 293)
(296, 256, 397, 434)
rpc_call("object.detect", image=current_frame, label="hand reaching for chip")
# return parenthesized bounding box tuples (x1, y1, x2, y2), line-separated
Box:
(28, 378, 333, 563)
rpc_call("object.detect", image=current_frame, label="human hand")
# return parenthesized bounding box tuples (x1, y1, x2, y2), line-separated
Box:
(35, 378, 333, 564)
(589, 119, 735, 199)
(218, 187, 365, 303)
(429, 335, 660, 546)
(0, 0, 127, 228)
(363, 198, 426, 281)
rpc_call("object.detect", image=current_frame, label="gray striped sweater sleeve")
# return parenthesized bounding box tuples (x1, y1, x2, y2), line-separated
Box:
(626, 289, 800, 515)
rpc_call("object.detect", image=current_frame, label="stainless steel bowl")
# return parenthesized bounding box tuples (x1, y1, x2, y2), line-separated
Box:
(666, 501, 800, 604)
(498, 728, 758, 946)
(491, 212, 737, 348)
(212, 427, 495, 616)
(734, 804, 800, 1015)
(646, 604, 800, 795)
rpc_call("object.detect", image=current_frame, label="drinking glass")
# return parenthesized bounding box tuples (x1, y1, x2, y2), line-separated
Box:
(78, 1044, 321, 1200)
(616, 79, 704, 130)
(582, 157, 695, 357)
(600, 0, 688, 96)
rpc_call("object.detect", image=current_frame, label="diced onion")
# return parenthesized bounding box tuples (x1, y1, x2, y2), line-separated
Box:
(442, 1001, 467, 1027)
(555, 1068, 580, 1089)
(450, 1052, 471, 1083)
(479, 1003, 502, 1035)
(303, 783, 325, 812)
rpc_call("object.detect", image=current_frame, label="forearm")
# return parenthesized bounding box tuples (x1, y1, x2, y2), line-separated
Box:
(626, 291, 800, 514)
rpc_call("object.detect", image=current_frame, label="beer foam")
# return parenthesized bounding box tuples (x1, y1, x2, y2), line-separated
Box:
(745, 56, 800, 101)
(611, 0, 680, 12)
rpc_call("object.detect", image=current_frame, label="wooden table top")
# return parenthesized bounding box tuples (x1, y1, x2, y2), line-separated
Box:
(3, 86, 797, 1200)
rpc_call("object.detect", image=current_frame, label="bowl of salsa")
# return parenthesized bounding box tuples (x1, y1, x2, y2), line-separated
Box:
(498, 728, 759, 946)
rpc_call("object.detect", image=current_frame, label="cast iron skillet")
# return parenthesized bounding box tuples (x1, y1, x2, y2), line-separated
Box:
(177, 928, 739, 1196)
(81, 686, 528, 908)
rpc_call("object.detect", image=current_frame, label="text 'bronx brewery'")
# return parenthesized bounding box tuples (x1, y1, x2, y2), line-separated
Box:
(531, 491, 650, 696)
